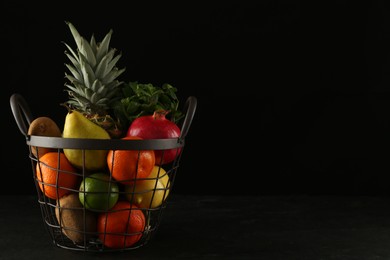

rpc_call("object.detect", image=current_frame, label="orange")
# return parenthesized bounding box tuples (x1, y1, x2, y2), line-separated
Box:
(36, 152, 79, 199)
(97, 201, 145, 248)
(107, 136, 155, 185)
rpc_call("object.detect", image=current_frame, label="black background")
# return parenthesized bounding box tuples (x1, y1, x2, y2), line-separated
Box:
(3, 1, 390, 196)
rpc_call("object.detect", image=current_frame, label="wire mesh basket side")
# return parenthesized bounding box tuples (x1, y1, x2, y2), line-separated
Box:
(29, 144, 181, 252)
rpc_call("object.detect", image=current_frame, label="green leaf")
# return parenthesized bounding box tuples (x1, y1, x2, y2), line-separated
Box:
(114, 81, 184, 128)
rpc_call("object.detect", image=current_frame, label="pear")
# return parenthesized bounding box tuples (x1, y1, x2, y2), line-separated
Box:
(63, 110, 110, 171)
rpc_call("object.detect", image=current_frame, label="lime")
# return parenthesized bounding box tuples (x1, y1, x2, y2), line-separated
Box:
(79, 172, 119, 211)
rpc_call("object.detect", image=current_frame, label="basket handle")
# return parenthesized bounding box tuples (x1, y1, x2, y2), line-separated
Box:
(10, 93, 34, 138)
(179, 96, 197, 140)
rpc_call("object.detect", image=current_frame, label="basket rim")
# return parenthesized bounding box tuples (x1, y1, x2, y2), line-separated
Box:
(27, 135, 184, 150)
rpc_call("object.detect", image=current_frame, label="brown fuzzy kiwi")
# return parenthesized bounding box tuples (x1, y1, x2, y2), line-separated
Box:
(55, 193, 97, 244)
(27, 116, 62, 158)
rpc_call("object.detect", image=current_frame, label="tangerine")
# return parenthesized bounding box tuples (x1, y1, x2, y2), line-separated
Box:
(107, 136, 155, 185)
(36, 152, 79, 199)
(97, 201, 146, 248)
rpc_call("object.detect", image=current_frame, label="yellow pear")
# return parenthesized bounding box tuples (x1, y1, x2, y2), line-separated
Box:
(62, 110, 110, 171)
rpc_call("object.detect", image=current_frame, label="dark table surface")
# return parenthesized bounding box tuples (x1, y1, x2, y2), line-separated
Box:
(2, 194, 390, 259)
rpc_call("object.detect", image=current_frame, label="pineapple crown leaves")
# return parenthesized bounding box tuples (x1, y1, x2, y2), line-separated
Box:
(66, 21, 111, 67)
(62, 21, 125, 115)
(114, 81, 184, 128)
(64, 75, 124, 114)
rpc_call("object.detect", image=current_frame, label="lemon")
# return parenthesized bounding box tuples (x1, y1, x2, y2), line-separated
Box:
(124, 166, 170, 208)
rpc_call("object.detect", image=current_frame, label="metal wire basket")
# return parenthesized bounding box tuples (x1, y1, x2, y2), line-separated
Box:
(10, 93, 197, 252)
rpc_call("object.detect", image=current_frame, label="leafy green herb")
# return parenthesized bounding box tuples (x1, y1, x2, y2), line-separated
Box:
(114, 81, 184, 129)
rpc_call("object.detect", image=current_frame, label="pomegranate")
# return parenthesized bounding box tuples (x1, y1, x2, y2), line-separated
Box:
(126, 110, 181, 165)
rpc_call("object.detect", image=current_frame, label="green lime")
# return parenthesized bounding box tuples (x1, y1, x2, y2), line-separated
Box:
(79, 172, 119, 211)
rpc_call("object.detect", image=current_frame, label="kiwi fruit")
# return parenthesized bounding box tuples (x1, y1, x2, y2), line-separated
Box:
(55, 193, 97, 244)
(27, 116, 62, 158)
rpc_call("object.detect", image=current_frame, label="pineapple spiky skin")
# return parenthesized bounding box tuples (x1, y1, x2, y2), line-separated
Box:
(63, 21, 126, 137)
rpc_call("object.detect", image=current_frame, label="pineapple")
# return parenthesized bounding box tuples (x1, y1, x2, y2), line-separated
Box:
(63, 21, 125, 138)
